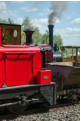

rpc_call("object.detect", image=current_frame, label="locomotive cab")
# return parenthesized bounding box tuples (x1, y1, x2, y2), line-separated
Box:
(0, 23, 21, 45)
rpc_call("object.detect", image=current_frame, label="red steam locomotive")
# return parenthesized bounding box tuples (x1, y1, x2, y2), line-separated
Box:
(0, 23, 56, 113)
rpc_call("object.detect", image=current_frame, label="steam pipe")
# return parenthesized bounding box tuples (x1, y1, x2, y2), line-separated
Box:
(48, 25, 54, 47)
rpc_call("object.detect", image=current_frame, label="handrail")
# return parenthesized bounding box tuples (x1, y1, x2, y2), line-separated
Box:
(4, 52, 36, 54)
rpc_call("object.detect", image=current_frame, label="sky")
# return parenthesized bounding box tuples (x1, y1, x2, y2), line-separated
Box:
(0, 1, 80, 46)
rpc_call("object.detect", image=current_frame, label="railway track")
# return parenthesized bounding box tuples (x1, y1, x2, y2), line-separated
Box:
(0, 100, 79, 121)
(50, 101, 80, 109)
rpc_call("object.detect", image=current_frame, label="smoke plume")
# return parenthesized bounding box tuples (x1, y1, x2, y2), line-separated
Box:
(48, 1, 68, 24)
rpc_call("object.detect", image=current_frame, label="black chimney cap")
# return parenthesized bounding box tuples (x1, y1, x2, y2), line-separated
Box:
(24, 29, 34, 33)
(48, 25, 54, 27)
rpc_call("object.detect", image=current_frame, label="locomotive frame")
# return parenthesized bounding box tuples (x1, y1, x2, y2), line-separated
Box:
(0, 82, 56, 108)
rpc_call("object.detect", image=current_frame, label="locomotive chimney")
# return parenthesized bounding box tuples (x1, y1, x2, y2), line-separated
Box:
(24, 30, 34, 45)
(48, 25, 54, 47)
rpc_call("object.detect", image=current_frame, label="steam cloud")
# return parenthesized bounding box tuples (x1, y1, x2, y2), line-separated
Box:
(48, 1, 68, 24)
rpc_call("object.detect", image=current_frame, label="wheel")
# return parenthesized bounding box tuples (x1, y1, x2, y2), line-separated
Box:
(8, 103, 28, 114)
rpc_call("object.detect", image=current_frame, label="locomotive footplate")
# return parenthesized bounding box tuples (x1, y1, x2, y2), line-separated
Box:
(0, 82, 56, 108)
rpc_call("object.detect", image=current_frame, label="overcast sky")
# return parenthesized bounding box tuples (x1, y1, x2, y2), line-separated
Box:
(0, 1, 80, 46)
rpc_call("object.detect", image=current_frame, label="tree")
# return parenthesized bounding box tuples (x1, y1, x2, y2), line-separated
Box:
(32, 27, 42, 44)
(53, 35, 63, 48)
(0, 18, 14, 24)
(8, 18, 14, 24)
(21, 17, 64, 46)
(22, 17, 43, 44)
(22, 17, 34, 30)
(0, 19, 7, 23)
(21, 26, 26, 44)
(22, 17, 34, 43)
(0, 17, 63, 48)
(41, 30, 49, 44)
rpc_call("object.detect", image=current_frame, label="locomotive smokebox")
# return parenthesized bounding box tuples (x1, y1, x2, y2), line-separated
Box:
(48, 25, 54, 47)
(24, 30, 34, 45)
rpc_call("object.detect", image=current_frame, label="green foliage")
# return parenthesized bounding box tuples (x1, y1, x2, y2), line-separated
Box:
(22, 17, 43, 44)
(62, 49, 71, 57)
(54, 35, 63, 48)
(21, 26, 26, 44)
(0, 17, 63, 47)
(22, 17, 34, 30)
(41, 30, 49, 44)
(53, 34, 63, 54)
(32, 27, 43, 44)
(0, 18, 14, 24)
(62, 48, 79, 57)
(0, 19, 7, 24)
(8, 18, 14, 24)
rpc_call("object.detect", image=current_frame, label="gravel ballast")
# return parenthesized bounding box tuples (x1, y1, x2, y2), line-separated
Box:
(15, 104, 80, 121)
(0, 104, 80, 121)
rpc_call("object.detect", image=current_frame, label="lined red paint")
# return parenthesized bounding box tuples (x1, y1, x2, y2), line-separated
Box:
(0, 45, 51, 87)
(36, 69, 51, 84)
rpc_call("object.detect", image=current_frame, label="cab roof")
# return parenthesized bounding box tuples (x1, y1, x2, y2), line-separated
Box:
(0, 45, 40, 53)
